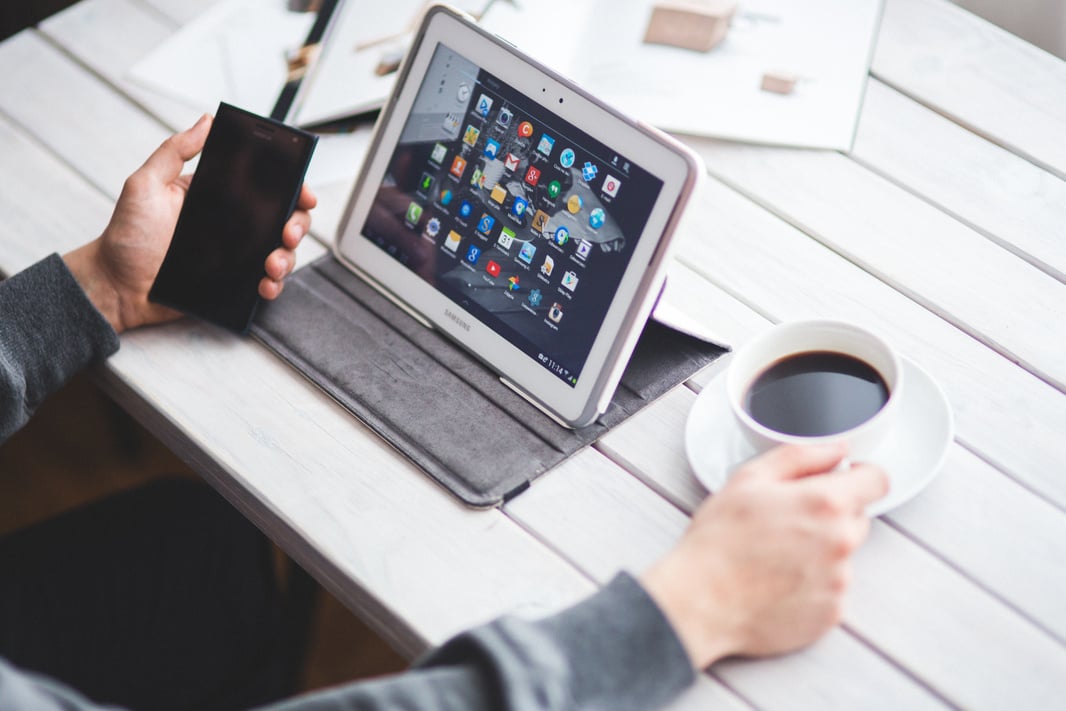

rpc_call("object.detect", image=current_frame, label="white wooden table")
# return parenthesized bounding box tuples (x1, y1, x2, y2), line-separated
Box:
(3, 0, 1066, 707)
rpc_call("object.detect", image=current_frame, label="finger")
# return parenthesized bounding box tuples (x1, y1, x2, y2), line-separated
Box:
(259, 276, 284, 300)
(297, 184, 318, 210)
(834, 510, 872, 562)
(139, 114, 212, 184)
(282, 210, 311, 250)
(805, 462, 890, 514)
(745, 443, 849, 482)
(851, 513, 872, 546)
(264, 249, 295, 281)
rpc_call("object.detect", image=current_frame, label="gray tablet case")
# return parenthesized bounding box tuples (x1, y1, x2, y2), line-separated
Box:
(251, 255, 724, 508)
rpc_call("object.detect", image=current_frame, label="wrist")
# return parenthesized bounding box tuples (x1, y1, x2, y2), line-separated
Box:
(641, 551, 738, 669)
(63, 239, 125, 333)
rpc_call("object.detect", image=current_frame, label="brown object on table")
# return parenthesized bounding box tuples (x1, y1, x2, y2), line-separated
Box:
(643, 0, 738, 52)
(288, 0, 322, 11)
(374, 47, 407, 77)
(286, 43, 321, 82)
(760, 70, 799, 95)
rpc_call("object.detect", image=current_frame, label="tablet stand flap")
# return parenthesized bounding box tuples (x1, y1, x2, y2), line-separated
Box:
(251, 255, 725, 507)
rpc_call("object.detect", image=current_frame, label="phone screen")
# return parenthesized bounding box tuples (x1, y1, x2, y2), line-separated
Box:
(149, 103, 317, 333)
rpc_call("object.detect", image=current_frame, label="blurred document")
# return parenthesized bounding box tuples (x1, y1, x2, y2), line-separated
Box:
(292, 0, 488, 127)
(129, 0, 314, 116)
(481, 0, 883, 150)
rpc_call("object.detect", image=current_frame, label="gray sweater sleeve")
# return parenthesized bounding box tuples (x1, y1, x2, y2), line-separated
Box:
(0, 574, 695, 710)
(267, 573, 695, 711)
(1, 253, 119, 442)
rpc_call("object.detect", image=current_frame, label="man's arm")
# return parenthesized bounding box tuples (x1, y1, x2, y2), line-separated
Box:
(0, 255, 120, 441)
(0, 444, 887, 710)
(0, 116, 313, 444)
(61, 114, 314, 334)
(267, 573, 693, 711)
(0, 573, 691, 711)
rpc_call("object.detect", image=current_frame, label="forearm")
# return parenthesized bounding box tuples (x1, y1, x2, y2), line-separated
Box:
(0, 254, 119, 442)
(265, 574, 695, 711)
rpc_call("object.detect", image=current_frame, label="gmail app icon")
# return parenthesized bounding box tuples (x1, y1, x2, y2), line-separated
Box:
(504, 153, 521, 172)
(602, 174, 622, 198)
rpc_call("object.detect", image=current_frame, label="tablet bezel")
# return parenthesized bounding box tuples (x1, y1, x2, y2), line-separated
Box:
(334, 5, 699, 427)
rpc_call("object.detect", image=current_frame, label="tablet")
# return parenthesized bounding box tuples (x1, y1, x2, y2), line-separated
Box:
(334, 5, 700, 428)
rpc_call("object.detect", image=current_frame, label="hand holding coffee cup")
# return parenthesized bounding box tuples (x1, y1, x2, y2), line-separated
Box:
(726, 320, 903, 466)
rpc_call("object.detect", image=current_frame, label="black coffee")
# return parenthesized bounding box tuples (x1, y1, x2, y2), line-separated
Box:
(744, 351, 889, 437)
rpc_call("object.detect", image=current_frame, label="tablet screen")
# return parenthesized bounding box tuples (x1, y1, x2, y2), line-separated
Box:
(360, 43, 663, 388)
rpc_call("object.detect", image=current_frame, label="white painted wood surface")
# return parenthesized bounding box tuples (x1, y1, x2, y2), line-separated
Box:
(874, 0, 1066, 180)
(135, 0, 218, 26)
(3, 0, 1066, 708)
(851, 81, 1066, 284)
(0, 118, 113, 272)
(39, 0, 206, 131)
(0, 30, 168, 198)
(686, 136, 1066, 392)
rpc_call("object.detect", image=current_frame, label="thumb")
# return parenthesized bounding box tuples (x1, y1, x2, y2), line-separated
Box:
(745, 443, 849, 482)
(139, 113, 212, 184)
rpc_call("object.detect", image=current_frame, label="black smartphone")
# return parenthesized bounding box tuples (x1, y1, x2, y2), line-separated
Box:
(149, 102, 317, 333)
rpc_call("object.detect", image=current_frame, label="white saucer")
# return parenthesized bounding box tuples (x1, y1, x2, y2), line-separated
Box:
(685, 358, 954, 517)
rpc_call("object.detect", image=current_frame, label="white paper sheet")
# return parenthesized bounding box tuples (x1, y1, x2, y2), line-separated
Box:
(480, 0, 884, 150)
(128, 0, 315, 117)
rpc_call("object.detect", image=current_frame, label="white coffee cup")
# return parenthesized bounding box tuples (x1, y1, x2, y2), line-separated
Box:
(725, 320, 903, 461)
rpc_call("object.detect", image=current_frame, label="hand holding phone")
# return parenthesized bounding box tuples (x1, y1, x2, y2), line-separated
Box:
(149, 103, 317, 333)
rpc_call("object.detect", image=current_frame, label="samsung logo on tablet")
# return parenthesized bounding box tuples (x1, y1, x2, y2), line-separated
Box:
(444, 309, 471, 332)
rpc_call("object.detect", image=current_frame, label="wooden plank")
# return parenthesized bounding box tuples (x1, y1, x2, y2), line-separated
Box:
(684, 135, 1066, 394)
(508, 450, 689, 583)
(597, 386, 709, 512)
(135, 0, 218, 26)
(662, 257, 767, 343)
(888, 446, 1066, 645)
(666, 679, 753, 711)
(850, 522, 1066, 709)
(675, 177, 1066, 511)
(39, 0, 204, 130)
(0, 118, 115, 273)
(505, 449, 946, 710)
(852, 80, 1066, 284)
(0, 30, 169, 200)
(713, 629, 944, 710)
(874, 0, 1066, 180)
